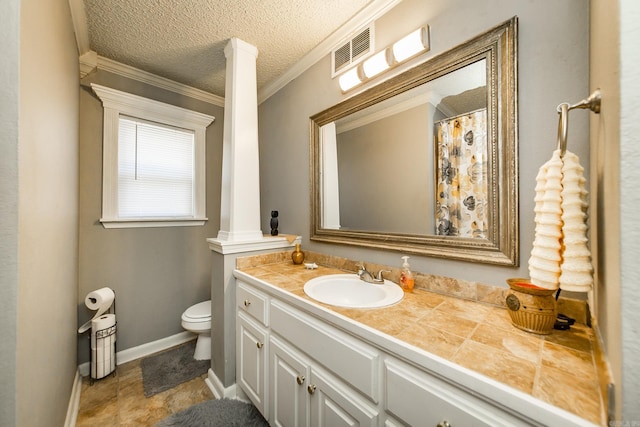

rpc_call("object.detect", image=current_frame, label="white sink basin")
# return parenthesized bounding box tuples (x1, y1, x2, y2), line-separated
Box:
(304, 274, 404, 308)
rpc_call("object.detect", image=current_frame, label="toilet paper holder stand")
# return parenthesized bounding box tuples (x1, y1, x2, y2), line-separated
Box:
(79, 293, 117, 383)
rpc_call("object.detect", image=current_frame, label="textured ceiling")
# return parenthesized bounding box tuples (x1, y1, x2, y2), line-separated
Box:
(84, 0, 374, 98)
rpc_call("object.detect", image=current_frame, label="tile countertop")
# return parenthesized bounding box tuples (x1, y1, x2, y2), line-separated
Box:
(236, 254, 606, 426)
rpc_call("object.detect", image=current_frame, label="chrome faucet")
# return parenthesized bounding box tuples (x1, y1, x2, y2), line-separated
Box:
(356, 262, 390, 284)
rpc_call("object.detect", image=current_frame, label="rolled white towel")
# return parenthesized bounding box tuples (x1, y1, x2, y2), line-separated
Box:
(531, 245, 563, 261)
(534, 223, 563, 237)
(529, 256, 562, 273)
(558, 150, 593, 292)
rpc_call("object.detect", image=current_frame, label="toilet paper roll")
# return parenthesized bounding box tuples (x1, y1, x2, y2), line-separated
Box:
(78, 287, 115, 333)
(85, 287, 115, 315)
(90, 314, 116, 348)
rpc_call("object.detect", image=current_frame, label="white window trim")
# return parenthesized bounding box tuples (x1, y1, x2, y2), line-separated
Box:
(91, 83, 215, 228)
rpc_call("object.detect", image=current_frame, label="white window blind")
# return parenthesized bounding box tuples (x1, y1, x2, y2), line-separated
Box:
(92, 83, 214, 228)
(118, 117, 195, 218)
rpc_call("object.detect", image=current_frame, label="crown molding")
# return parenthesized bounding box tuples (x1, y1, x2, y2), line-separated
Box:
(96, 56, 225, 107)
(79, 51, 97, 78)
(70, 0, 400, 106)
(257, 0, 402, 104)
(68, 0, 222, 106)
(68, 0, 90, 55)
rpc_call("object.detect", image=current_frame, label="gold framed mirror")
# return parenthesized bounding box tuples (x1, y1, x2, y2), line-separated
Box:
(310, 17, 518, 266)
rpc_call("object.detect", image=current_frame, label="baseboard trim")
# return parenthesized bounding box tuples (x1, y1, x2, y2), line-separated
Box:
(206, 368, 237, 399)
(64, 369, 82, 427)
(78, 331, 196, 377)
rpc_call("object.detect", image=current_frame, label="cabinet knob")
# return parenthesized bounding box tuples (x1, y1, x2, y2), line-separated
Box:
(296, 375, 305, 385)
(256, 341, 264, 349)
(436, 421, 451, 427)
(243, 300, 251, 307)
(307, 384, 316, 394)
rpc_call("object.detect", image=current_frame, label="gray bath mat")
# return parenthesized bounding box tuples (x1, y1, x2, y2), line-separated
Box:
(141, 340, 209, 397)
(155, 398, 268, 427)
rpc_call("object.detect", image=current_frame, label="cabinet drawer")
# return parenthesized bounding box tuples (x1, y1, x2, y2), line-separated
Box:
(384, 359, 525, 427)
(270, 300, 379, 402)
(237, 280, 268, 326)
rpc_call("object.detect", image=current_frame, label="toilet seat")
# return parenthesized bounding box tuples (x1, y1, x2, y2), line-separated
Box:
(182, 300, 211, 322)
(181, 300, 211, 332)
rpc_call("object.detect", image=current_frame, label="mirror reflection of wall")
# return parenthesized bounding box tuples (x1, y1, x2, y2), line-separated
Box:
(320, 58, 487, 237)
(336, 102, 432, 234)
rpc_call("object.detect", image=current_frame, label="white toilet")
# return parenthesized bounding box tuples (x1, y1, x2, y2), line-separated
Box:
(181, 300, 212, 360)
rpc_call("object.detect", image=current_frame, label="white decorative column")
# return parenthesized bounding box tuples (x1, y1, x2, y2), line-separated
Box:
(206, 38, 299, 399)
(217, 38, 262, 243)
(320, 122, 341, 229)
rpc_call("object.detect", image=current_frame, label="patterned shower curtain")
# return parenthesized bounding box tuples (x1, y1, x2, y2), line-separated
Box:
(434, 109, 488, 238)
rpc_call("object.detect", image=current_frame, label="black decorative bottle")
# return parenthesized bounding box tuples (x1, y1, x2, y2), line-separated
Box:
(270, 211, 279, 236)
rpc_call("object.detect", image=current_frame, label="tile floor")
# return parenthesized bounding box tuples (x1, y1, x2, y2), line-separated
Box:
(76, 344, 213, 426)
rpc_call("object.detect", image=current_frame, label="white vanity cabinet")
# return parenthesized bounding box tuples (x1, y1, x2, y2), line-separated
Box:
(235, 276, 596, 427)
(236, 282, 270, 419)
(270, 335, 378, 427)
(268, 302, 379, 427)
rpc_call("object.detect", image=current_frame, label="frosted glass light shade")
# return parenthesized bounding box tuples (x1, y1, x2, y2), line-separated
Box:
(339, 67, 362, 91)
(392, 27, 428, 63)
(362, 49, 392, 78)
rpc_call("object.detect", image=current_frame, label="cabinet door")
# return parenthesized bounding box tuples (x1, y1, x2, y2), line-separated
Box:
(270, 335, 310, 427)
(237, 311, 268, 418)
(308, 367, 378, 427)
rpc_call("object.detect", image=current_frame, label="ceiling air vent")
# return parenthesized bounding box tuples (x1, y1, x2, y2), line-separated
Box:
(332, 24, 374, 77)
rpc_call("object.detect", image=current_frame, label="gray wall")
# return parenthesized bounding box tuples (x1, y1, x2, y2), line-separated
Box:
(259, 0, 590, 286)
(15, 0, 80, 425)
(77, 72, 224, 363)
(0, 0, 20, 425)
(619, 0, 640, 419)
(337, 104, 432, 234)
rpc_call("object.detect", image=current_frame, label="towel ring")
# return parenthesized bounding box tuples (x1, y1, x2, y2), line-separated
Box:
(555, 89, 601, 156)
(556, 103, 570, 155)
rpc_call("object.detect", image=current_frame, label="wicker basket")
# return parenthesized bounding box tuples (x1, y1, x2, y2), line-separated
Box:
(505, 278, 557, 335)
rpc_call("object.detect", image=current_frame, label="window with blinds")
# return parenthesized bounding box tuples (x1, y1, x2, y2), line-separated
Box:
(118, 117, 195, 218)
(91, 84, 215, 228)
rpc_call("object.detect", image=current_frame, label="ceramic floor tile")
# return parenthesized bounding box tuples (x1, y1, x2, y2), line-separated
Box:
(163, 374, 212, 413)
(76, 394, 119, 427)
(76, 344, 212, 426)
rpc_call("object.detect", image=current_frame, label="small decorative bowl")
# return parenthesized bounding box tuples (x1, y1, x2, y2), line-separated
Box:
(505, 278, 557, 335)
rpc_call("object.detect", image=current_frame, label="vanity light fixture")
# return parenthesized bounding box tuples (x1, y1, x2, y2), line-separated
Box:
(338, 66, 362, 92)
(362, 48, 392, 79)
(337, 24, 430, 93)
(392, 26, 429, 63)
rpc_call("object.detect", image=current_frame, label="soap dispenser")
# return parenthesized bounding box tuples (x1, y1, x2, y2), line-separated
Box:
(399, 256, 415, 292)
